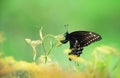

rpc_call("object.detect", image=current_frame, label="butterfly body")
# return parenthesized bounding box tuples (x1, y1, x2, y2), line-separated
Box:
(60, 31, 102, 60)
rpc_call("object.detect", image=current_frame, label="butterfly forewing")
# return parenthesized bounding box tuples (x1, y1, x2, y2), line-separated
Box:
(69, 31, 102, 48)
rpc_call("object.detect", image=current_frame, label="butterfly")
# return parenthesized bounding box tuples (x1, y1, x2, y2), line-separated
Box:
(60, 31, 102, 61)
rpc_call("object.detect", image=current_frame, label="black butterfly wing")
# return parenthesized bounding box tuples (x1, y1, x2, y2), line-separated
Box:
(68, 31, 102, 58)
(68, 38, 84, 58)
(69, 31, 102, 48)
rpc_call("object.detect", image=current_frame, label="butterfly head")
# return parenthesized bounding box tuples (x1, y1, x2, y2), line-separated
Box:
(60, 32, 69, 44)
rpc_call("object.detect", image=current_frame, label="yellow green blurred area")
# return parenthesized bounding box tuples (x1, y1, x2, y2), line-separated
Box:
(0, 0, 120, 78)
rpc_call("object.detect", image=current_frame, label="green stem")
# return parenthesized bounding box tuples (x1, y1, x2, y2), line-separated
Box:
(44, 34, 55, 39)
(41, 41, 47, 63)
(41, 41, 46, 54)
(47, 42, 54, 55)
(32, 47, 36, 63)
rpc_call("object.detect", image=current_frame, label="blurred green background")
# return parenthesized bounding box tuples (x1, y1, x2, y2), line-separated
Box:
(0, 0, 120, 66)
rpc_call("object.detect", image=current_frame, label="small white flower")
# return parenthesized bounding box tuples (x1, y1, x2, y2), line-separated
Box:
(25, 39, 31, 44)
(25, 38, 42, 62)
(55, 34, 65, 41)
(39, 55, 51, 63)
(31, 40, 42, 48)
(55, 35, 65, 47)
(25, 38, 42, 48)
(64, 49, 72, 54)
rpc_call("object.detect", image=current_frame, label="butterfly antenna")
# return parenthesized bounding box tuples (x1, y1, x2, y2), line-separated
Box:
(64, 24, 69, 32)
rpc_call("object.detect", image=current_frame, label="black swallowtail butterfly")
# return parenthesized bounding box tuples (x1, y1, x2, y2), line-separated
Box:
(60, 31, 102, 61)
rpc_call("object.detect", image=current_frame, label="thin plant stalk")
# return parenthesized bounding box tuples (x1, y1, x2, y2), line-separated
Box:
(32, 46, 37, 63)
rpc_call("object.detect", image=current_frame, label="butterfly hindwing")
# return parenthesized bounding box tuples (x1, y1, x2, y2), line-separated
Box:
(69, 40, 83, 56)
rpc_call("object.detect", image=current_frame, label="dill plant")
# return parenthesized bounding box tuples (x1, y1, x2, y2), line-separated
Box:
(25, 27, 63, 64)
